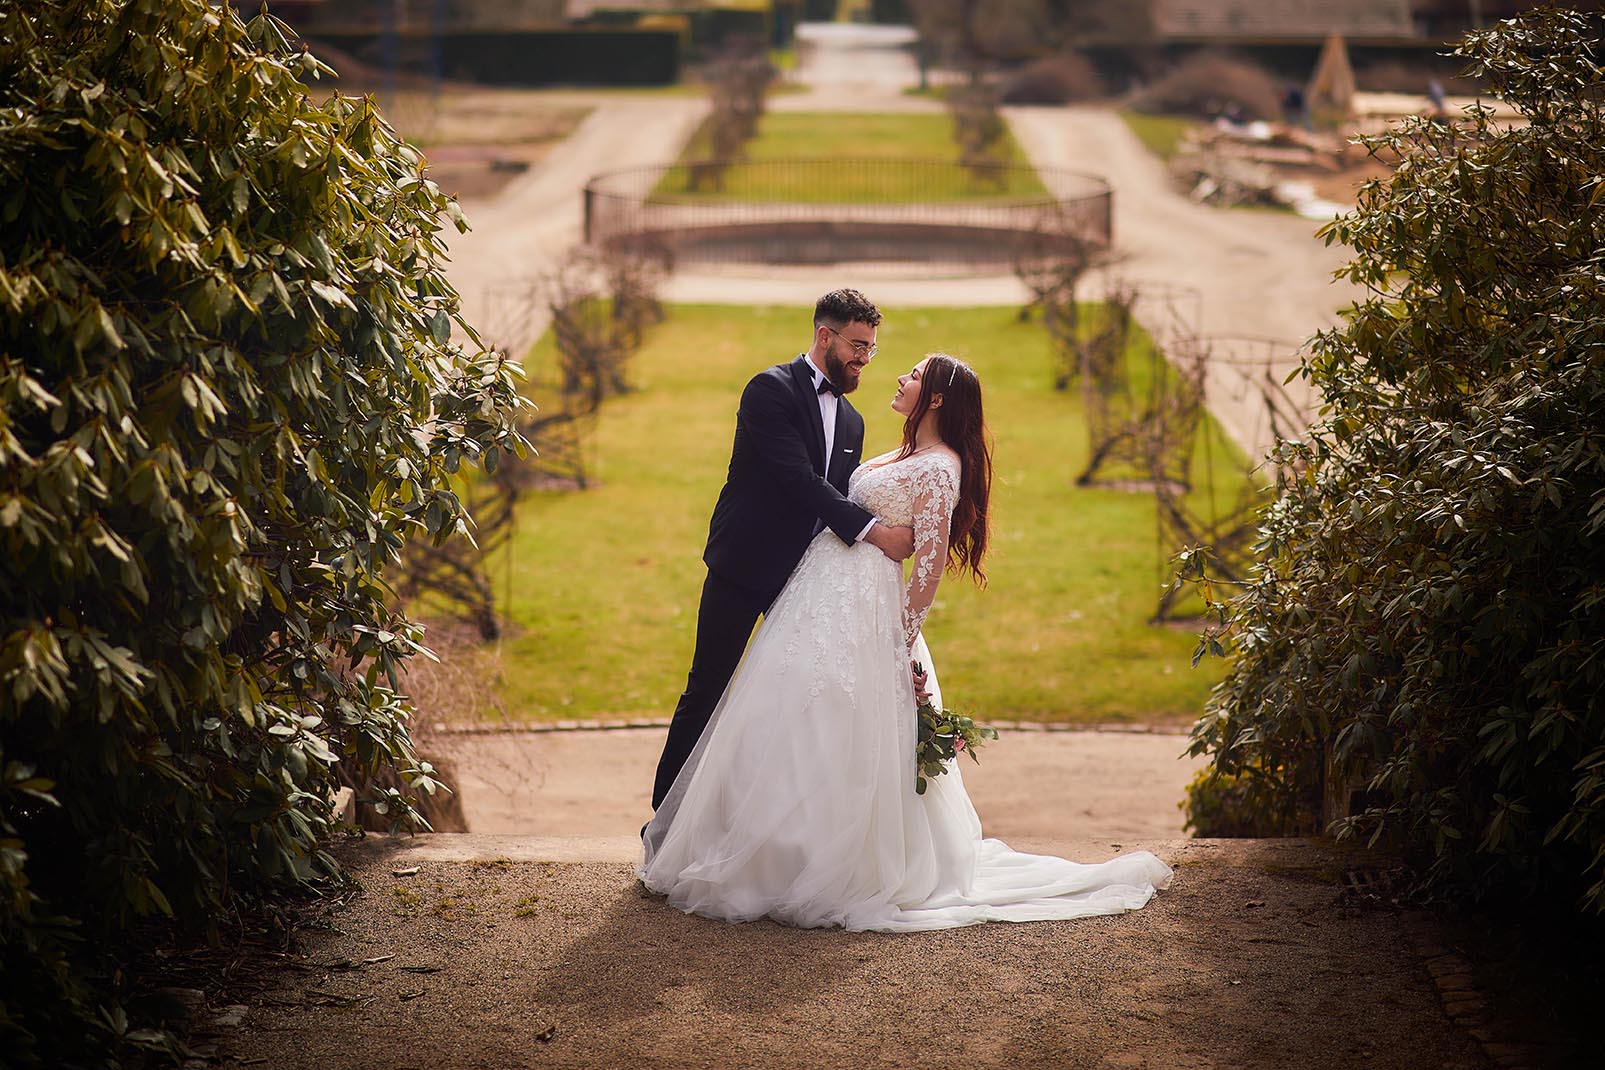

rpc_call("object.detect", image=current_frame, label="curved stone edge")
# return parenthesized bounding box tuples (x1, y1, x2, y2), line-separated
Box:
(429, 719, 1189, 735)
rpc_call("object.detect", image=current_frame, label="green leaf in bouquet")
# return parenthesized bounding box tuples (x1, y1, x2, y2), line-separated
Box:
(912, 688, 999, 793)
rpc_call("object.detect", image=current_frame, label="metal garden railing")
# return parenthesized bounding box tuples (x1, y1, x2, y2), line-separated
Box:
(582, 158, 1114, 267)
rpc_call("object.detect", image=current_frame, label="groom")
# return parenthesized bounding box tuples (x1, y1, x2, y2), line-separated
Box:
(649, 289, 916, 810)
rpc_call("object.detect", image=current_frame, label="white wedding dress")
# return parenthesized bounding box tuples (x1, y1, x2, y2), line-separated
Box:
(640, 447, 1173, 931)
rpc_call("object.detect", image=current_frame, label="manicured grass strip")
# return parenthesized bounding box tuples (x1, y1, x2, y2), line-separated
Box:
(483, 304, 1253, 725)
(655, 111, 1051, 203)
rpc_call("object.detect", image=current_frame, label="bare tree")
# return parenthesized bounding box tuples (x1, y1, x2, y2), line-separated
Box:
(686, 39, 775, 192)
(396, 244, 670, 639)
(947, 82, 1011, 185)
(1012, 222, 1106, 388)
(395, 341, 527, 641)
(531, 244, 671, 487)
(1017, 256, 1085, 389)
(1148, 336, 1308, 622)
(603, 240, 673, 355)
(1073, 283, 1207, 491)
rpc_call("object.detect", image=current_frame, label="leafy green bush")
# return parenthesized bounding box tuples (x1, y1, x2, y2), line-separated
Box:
(1184, 9, 1605, 910)
(1182, 764, 1320, 839)
(0, 1, 524, 1061)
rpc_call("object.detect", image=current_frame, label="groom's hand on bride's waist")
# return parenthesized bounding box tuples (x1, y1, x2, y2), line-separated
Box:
(864, 522, 915, 562)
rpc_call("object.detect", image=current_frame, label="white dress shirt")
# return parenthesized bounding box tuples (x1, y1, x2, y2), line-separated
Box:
(807, 359, 876, 543)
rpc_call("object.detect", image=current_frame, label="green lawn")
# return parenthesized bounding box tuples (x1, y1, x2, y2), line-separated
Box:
(480, 304, 1255, 726)
(658, 112, 1050, 202)
(1119, 111, 1197, 162)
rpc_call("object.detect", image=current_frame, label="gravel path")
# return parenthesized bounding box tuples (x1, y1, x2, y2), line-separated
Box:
(1003, 105, 1355, 458)
(773, 22, 945, 112)
(442, 96, 706, 359)
(222, 837, 1493, 1070)
(434, 727, 1204, 849)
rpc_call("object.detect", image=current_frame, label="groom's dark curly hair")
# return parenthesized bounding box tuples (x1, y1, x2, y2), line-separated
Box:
(813, 289, 882, 329)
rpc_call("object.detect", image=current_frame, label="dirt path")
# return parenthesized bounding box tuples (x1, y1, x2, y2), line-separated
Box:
(221, 837, 1502, 1070)
(1004, 106, 1353, 346)
(435, 726, 1204, 845)
(442, 97, 706, 359)
(773, 22, 944, 112)
(1004, 105, 1355, 458)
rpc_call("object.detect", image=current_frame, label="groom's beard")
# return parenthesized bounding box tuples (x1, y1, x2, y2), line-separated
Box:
(824, 341, 860, 394)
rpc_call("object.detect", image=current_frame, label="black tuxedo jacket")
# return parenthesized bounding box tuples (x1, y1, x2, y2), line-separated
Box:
(703, 355, 876, 597)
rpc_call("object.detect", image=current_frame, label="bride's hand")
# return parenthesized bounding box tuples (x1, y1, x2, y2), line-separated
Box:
(911, 661, 930, 704)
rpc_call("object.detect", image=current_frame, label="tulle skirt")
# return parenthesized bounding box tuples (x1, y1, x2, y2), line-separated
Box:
(640, 532, 1172, 932)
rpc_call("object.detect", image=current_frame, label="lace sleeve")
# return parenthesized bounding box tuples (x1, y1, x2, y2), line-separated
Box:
(903, 453, 960, 650)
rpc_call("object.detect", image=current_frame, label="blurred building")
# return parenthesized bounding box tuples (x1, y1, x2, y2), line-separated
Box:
(1060, 0, 1602, 47)
(1409, 0, 1605, 38)
(1052, 0, 1601, 90)
(1150, 0, 1417, 44)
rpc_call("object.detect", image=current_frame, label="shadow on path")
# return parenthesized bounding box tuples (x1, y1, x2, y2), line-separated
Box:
(220, 837, 1505, 1070)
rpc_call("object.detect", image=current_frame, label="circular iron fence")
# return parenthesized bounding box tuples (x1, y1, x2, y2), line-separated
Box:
(582, 158, 1113, 267)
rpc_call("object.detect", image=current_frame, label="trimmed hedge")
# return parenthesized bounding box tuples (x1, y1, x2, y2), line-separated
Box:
(312, 28, 683, 86)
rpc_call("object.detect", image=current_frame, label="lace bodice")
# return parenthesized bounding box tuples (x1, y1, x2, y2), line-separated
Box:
(849, 448, 961, 649)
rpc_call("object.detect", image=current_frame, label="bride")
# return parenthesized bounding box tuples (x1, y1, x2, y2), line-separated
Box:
(640, 352, 1173, 931)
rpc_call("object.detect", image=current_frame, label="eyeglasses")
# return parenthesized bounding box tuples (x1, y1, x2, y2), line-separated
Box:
(824, 325, 878, 359)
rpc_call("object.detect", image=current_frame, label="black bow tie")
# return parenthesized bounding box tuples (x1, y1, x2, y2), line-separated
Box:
(817, 378, 842, 398)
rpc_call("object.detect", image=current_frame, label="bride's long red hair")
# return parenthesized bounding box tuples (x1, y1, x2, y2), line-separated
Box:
(895, 352, 992, 586)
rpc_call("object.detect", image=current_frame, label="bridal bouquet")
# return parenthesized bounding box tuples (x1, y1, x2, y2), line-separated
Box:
(912, 662, 999, 795)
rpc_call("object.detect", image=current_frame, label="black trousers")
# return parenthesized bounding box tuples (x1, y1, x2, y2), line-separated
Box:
(651, 569, 775, 810)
